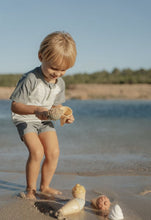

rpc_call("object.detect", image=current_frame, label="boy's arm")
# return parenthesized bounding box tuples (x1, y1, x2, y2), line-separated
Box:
(52, 104, 62, 108)
(11, 101, 48, 120)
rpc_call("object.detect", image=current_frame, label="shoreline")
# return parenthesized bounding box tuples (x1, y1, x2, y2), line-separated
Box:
(0, 84, 151, 100)
(0, 172, 151, 219)
(1, 169, 151, 176)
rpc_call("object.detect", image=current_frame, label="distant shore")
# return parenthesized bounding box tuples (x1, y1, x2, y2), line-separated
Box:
(0, 84, 151, 100)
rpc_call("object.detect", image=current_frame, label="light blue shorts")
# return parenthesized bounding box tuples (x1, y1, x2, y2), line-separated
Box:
(16, 121, 55, 141)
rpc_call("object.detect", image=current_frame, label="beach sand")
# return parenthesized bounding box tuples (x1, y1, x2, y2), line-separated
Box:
(66, 84, 151, 100)
(1, 84, 151, 100)
(0, 172, 151, 220)
(1, 86, 151, 219)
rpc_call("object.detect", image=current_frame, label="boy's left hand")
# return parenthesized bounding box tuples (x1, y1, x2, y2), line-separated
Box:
(65, 114, 75, 124)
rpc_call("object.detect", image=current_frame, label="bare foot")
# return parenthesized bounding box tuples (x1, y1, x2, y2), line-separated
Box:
(40, 187, 62, 196)
(26, 189, 36, 199)
(20, 189, 36, 200)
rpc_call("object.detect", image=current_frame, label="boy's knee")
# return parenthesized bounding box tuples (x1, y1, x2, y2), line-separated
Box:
(30, 150, 44, 162)
(47, 148, 60, 161)
(52, 148, 60, 160)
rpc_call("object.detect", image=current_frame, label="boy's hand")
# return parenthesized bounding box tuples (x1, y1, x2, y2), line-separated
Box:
(65, 114, 75, 124)
(35, 107, 48, 120)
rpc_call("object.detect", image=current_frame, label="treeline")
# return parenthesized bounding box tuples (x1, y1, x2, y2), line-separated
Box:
(0, 68, 151, 87)
(64, 68, 151, 88)
(0, 74, 21, 87)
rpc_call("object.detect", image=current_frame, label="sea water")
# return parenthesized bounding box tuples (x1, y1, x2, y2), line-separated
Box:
(0, 99, 151, 175)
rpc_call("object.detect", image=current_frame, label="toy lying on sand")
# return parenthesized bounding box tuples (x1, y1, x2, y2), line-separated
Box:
(109, 204, 124, 220)
(91, 195, 124, 220)
(47, 106, 72, 126)
(91, 194, 111, 212)
(55, 184, 86, 219)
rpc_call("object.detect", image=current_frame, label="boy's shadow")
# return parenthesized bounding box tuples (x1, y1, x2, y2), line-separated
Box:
(34, 196, 67, 218)
(34, 199, 108, 219)
(0, 180, 25, 192)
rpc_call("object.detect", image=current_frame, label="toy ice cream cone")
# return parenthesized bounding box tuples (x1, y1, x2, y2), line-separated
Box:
(60, 106, 73, 126)
(91, 195, 111, 211)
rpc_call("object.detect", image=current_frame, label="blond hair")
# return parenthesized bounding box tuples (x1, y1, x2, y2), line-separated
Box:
(38, 31, 77, 70)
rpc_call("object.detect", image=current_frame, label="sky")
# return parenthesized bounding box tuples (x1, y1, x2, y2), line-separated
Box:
(0, 0, 151, 75)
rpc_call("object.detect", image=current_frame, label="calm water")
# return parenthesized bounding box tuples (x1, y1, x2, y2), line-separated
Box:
(0, 99, 151, 175)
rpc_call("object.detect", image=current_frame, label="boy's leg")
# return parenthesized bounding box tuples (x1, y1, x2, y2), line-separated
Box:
(38, 130, 61, 195)
(23, 132, 44, 199)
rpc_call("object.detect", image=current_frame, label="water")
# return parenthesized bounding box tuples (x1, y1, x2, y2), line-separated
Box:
(0, 99, 151, 175)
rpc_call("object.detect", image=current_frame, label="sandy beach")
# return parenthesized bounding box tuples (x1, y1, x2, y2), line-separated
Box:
(0, 90, 151, 219)
(1, 84, 151, 100)
(0, 172, 151, 220)
(65, 84, 151, 100)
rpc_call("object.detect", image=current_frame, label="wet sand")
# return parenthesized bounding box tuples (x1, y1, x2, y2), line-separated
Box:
(1, 84, 151, 100)
(0, 172, 151, 220)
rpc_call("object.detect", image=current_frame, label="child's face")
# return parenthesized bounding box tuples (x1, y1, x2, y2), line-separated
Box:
(41, 60, 66, 83)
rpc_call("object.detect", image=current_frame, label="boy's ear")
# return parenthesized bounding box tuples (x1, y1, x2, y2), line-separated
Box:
(38, 52, 42, 62)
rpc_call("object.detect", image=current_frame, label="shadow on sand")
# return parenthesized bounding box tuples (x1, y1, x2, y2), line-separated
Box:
(0, 179, 25, 192)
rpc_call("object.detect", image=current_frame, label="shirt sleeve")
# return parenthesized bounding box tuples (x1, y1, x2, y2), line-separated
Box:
(10, 73, 35, 104)
(53, 78, 66, 105)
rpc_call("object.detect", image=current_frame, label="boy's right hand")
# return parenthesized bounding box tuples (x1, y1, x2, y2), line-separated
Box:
(35, 107, 48, 120)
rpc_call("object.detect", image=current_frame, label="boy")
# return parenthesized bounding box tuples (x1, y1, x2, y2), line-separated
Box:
(10, 31, 77, 199)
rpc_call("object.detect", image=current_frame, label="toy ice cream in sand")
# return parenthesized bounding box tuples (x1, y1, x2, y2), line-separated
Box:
(91, 195, 111, 212)
(55, 184, 86, 219)
(47, 106, 72, 126)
